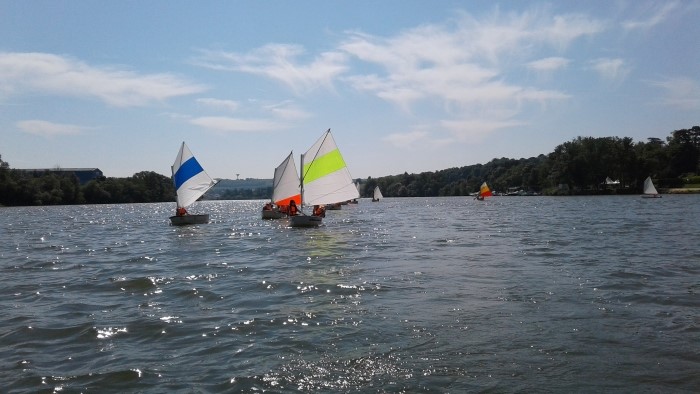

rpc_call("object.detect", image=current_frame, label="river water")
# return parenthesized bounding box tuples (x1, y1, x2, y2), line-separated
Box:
(1, 196, 698, 393)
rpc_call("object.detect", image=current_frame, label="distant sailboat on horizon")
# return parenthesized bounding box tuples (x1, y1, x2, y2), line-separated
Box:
(475, 182, 493, 201)
(372, 186, 383, 202)
(642, 176, 662, 198)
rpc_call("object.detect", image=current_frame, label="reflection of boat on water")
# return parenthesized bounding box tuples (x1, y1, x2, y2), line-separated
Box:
(474, 182, 492, 201)
(371, 186, 383, 202)
(642, 176, 662, 198)
(289, 129, 359, 228)
(262, 152, 301, 219)
(169, 142, 218, 226)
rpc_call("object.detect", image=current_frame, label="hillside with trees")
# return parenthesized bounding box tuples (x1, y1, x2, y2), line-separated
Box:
(361, 126, 699, 197)
(1, 126, 698, 206)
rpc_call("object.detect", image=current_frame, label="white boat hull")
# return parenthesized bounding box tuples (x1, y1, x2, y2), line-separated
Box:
(289, 215, 322, 227)
(169, 214, 209, 226)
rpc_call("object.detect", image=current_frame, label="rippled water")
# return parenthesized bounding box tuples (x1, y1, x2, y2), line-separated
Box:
(1, 196, 698, 392)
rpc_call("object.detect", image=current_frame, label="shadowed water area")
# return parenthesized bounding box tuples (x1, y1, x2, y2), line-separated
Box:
(1, 196, 698, 392)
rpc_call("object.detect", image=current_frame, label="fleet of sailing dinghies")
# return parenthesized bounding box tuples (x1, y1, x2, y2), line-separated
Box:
(262, 151, 301, 219)
(475, 182, 493, 201)
(289, 129, 359, 228)
(169, 142, 219, 226)
(642, 176, 662, 198)
(372, 186, 383, 202)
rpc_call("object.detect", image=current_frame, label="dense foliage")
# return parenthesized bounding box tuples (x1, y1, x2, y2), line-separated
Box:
(0, 161, 175, 206)
(1, 126, 698, 205)
(361, 126, 700, 197)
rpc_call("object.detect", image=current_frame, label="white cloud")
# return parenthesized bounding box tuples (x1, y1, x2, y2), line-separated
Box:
(194, 45, 348, 95)
(527, 57, 570, 72)
(590, 58, 629, 81)
(441, 118, 524, 141)
(263, 101, 312, 120)
(189, 116, 284, 133)
(649, 76, 700, 110)
(623, 2, 679, 30)
(196, 98, 240, 112)
(17, 120, 91, 137)
(0, 52, 206, 107)
(382, 130, 429, 149)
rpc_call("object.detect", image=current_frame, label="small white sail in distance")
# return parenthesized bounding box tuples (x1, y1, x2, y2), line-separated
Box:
(172, 142, 217, 209)
(373, 186, 383, 200)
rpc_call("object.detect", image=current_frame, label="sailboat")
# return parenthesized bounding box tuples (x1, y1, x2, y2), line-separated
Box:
(289, 129, 360, 227)
(262, 152, 301, 219)
(642, 176, 662, 198)
(169, 142, 218, 225)
(475, 182, 493, 201)
(371, 186, 383, 202)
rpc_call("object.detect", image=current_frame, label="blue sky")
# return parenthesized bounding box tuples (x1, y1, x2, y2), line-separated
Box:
(1, 1, 698, 180)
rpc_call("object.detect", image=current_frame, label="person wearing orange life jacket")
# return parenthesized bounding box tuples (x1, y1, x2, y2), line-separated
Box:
(312, 205, 325, 217)
(176, 207, 188, 216)
(289, 200, 298, 216)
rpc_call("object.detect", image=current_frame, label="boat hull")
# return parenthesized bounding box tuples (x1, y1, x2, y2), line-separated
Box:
(262, 209, 287, 219)
(289, 215, 322, 227)
(642, 195, 662, 198)
(169, 214, 210, 226)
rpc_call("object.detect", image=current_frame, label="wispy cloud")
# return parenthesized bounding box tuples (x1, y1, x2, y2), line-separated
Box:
(649, 76, 700, 110)
(590, 58, 629, 81)
(194, 45, 348, 95)
(527, 57, 570, 72)
(263, 101, 312, 120)
(17, 120, 92, 137)
(189, 116, 284, 133)
(192, 7, 606, 141)
(0, 52, 206, 107)
(382, 130, 429, 149)
(623, 2, 679, 30)
(196, 98, 240, 112)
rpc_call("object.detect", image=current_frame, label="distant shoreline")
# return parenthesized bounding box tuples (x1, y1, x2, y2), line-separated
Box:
(665, 188, 700, 194)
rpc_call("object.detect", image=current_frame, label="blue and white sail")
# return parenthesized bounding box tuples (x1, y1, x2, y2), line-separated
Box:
(171, 142, 217, 209)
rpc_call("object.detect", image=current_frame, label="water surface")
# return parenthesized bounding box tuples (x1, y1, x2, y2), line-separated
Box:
(1, 196, 698, 392)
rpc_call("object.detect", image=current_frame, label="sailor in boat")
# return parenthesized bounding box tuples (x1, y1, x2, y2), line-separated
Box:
(289, 200, 298, 216)
(312, 204, 326, 217)
(262, 203, 273, 212)
(176, 207, 188, 216)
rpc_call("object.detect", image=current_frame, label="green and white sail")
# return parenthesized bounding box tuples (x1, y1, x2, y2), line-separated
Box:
(300, 129, 359, 206)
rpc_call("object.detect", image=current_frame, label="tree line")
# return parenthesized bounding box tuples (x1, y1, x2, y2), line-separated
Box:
(0, 164, 175, 206)
(361, 126, 700, 197)
(1, 126, 698, 206)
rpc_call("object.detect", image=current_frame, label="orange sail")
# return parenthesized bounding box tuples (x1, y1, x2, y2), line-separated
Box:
(479, 182, 493, 198)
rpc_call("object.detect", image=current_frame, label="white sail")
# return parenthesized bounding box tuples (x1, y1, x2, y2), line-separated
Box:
(300, 129, 359, 206)
(373, 186, 383, 200)
(643, 176, 658, 195)
(271, 151, 301, 206)
(172, 142, 217, 209)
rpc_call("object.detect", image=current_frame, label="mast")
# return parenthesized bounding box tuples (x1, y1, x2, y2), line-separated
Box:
(299, 153, 305, 212)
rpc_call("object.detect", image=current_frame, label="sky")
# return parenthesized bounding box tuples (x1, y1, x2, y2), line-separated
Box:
(1, 1, 699, 180)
